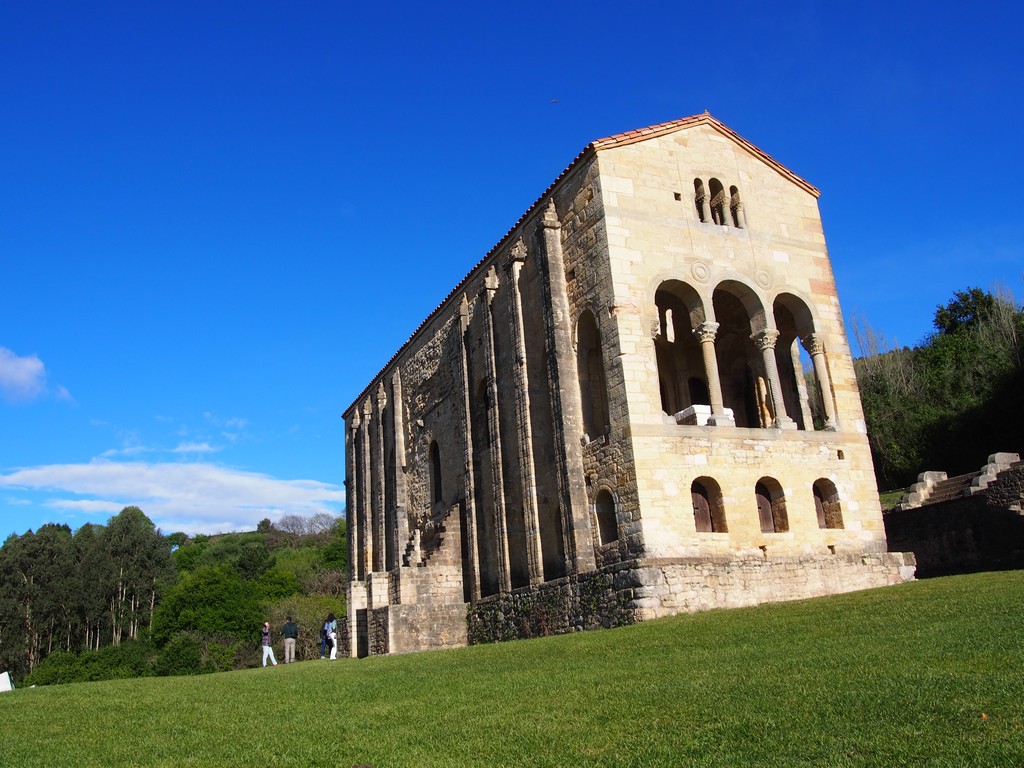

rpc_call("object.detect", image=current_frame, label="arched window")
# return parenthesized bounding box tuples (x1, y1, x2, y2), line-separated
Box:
(693, 178, 709, 222)
(654, 281, 705, 416)
(712, 283, 767, 428)
(691, 477, 726, 532)
(729, 185, 746, 228)
(708, 178, 728, 226)
(577, 309, 610, 440)
(755, 478, 788, 533)
(430, 441, 443, 507)
(595, 490, 618, 545)
(813, 479, 844, 529)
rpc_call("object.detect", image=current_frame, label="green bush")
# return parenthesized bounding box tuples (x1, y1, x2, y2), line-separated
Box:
(24, 639, 158, 687)
(156, 633, 203, 676)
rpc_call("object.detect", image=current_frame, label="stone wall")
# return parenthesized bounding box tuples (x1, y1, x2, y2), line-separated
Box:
(468, 568, 636, 644)
(468, 552, 913, 645)
(885, 461, 1024, 577)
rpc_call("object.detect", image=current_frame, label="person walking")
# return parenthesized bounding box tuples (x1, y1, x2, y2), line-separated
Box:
(282, 616, 298, 664)
(261, 621, 279, 667)
(326, 613, 338, 660)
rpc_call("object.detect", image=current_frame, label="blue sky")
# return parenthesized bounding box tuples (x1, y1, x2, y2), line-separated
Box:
(2, 1, 1022, 537)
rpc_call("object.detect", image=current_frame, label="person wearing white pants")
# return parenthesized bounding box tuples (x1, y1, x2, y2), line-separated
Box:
(261, 621, 278, 667)
(327, 612, 338, 660)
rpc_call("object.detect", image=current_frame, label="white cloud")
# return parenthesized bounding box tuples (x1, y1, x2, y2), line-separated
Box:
(0, 460, 345, 535)
(0, 347, 73, 404)
(0, 347, 47, 402)
(172, 442, 220, 454)
(44, 498, 124, 513)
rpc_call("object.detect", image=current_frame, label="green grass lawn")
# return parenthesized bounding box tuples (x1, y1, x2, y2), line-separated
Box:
(3, 571, 1023, 767)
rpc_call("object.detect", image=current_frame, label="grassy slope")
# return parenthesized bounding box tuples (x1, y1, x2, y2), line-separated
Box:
(3, 572, 1023, 767)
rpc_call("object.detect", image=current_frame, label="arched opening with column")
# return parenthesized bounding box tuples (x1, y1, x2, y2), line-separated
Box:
(755, 477, 788, 533)
(773, 292, 838, 431)
(691, 477, 727, 532)
(654, 280, 707, 416)
(712, 281, 767, 428)
(577, 308, 610, 440)
(693, 178, 709, 222)
(772, 295, 813, 430)
(813, 479, 844, 529)
(729, 185, 746, 228)
(709, 178, 728, 226)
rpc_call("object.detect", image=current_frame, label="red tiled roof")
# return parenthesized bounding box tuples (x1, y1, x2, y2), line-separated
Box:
(343, 113, 818, 417)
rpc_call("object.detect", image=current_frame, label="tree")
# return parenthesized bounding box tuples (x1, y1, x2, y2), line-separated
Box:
(152, 565, 262, 644)
(276, 514, 309, 535)
(74, 523, 112, 651)
(102, 507, 174, 645)
(933, 287, 996, 335)
(856, 286, 1024, 489)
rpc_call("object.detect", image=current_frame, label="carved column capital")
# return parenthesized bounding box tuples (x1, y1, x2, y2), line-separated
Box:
(751, 328, 780, 352)
(801, 333, 825, 357)
(693, 321, 720, 344)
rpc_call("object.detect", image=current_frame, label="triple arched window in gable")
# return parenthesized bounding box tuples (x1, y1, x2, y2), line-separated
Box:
(694, 177, 746, 228)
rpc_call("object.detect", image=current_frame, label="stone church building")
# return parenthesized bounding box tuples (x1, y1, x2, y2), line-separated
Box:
(342, 113, 915, 657)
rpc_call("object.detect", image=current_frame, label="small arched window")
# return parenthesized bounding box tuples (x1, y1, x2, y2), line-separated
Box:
(813, 479, 844, 529)
(595, 490, 618, 545)
(729, 185, 746, 228)
(691, 477, 728, 533)
(708, 178, 728, 226)
(693, 178, 708, 222)
(755, 478, 788, 533)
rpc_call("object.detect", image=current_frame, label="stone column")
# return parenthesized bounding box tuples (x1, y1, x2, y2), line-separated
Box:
(350, 409, 366, 581)
(751, 329, 795, 429)
(346, 411, 362, 581)
(731, 199, 746, 229)
(458, 294, 480, 602)
(712, 190, 729, 226)
(802, 334, 838, 430)
(361, 399, 375, 572)
(506, 237, 544, 584)
(374, 383, 387, 572)
(390, 370, 410, 564)
(484, 266, 512, 592)
(693, 321, 733, 426)
(696, 191, 711, 223)
(539, 198, 595, 574)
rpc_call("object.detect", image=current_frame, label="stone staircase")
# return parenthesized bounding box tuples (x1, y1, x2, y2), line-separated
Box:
(402, 503, 461, 567)
(897, 452, 1021, 510)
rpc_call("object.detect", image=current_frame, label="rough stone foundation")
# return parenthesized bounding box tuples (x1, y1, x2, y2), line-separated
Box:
(468, 552, 915, 645)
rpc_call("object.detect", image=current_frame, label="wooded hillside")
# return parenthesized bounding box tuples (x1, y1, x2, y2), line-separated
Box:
(854, 286, 1024, 490)
(0, 508, 347, 684)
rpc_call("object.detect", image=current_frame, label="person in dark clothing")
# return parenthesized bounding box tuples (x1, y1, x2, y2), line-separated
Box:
(283, 616, 298, 663)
